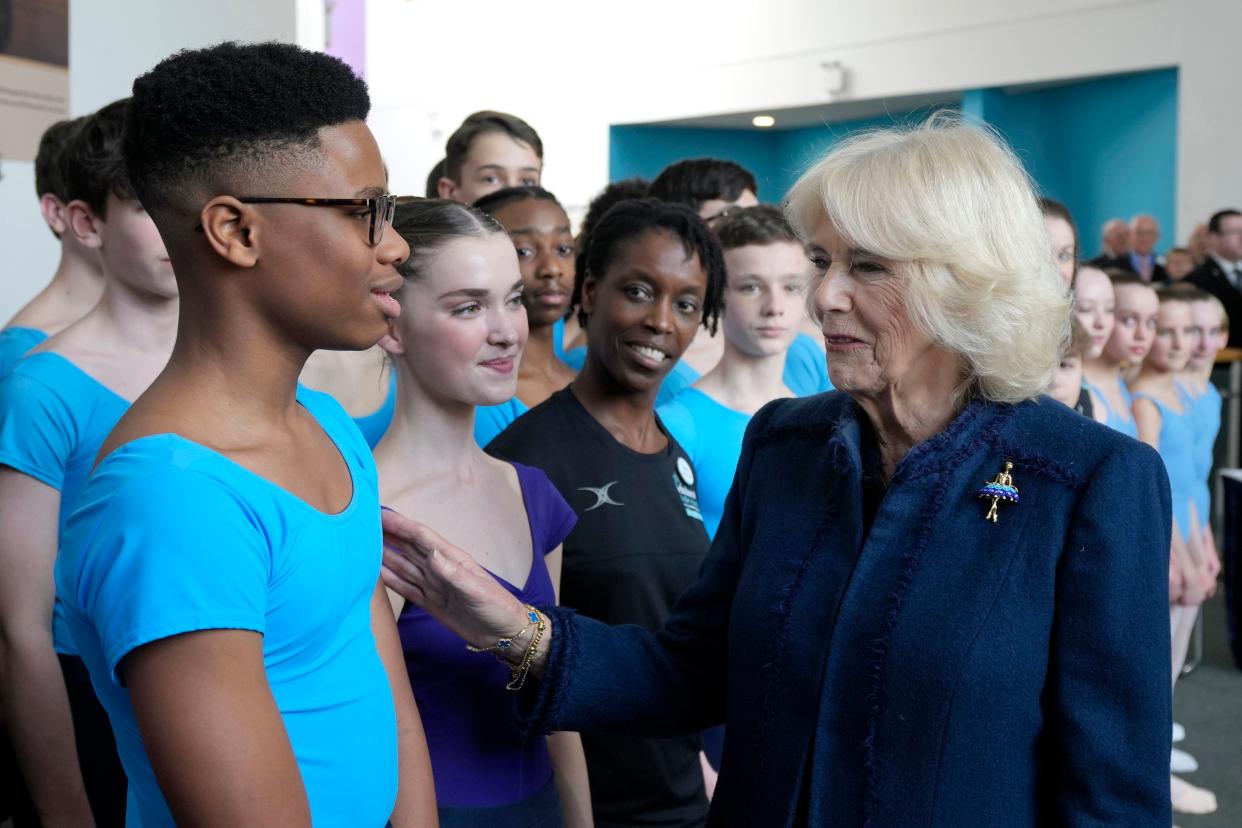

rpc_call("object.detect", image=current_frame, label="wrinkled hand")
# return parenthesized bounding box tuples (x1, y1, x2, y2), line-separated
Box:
(381, 510, 532, 650)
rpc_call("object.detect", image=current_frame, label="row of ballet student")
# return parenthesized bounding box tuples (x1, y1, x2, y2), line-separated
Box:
(0, 99, 178, 825)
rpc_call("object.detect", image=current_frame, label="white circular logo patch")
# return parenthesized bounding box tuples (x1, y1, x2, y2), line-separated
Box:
(676, 457, 695, 486)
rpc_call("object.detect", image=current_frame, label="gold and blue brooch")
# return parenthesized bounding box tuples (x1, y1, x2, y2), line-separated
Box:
(977, 461, 1019, 524)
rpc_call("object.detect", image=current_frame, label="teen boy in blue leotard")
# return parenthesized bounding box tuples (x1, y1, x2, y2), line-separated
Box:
(54, 42, 435, 827)
(0, 99, 174, 826)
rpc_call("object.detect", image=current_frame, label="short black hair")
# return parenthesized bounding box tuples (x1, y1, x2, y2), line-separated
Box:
(714, 204, 801, 251)
(425, 158, 446, 198)
(472, 186, 562, 217)
(649, 158, 757, 213)
(578, 198, 724, 334)
(123, 41, 370, 216)
(571, 178, 649, 318)
(61, 99, 136, 219)
(1208, 209, 1242, 234)
(443, 111, 542, 184)
(34, 117, 83, 201)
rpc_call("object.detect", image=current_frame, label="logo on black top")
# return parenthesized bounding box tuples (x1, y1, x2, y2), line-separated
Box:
(579, 481, 624, 511)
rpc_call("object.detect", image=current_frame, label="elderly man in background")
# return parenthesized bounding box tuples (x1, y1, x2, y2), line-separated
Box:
(1096, 215, 1167, 282)
(1125, 215, 1168, 282)
(1088, 217, 1131, 266)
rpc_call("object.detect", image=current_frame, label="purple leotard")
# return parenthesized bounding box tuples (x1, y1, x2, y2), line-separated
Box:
(396, 462, 576, 808)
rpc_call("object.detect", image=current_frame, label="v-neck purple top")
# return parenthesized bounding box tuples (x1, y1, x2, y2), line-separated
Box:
(396, 461, 576, 807)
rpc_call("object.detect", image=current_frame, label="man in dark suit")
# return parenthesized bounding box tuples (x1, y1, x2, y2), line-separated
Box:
(1187, 209, 1242, 347)
(1097, 215, 1168, 282)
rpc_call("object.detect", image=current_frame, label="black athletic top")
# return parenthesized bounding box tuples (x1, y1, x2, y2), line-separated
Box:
(488, 386, 711, 828)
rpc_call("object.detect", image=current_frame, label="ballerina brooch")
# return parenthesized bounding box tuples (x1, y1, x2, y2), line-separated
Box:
(977, 460, 1019, 524)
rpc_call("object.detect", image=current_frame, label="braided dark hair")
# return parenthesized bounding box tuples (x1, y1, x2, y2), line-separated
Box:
(579, 198, 725, 334)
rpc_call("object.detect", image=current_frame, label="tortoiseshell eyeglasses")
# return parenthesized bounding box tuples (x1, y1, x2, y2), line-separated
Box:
(197, 194, 415, 246)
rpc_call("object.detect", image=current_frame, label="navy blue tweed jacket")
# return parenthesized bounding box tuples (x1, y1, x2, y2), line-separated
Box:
(522, 392, 1172, 826)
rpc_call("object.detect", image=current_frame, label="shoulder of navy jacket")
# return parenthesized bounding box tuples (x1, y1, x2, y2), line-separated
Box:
(988, 397, 1141, 490)
(750, 390, 849, 450)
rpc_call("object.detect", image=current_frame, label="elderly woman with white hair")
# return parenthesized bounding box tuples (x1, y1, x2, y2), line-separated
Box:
(380, 116, 1172, 826)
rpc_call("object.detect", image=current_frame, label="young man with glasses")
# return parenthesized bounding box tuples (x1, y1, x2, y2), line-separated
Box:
(54, 42, 435, 827)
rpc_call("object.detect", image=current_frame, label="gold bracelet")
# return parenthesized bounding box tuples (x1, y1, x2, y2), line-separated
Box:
(505, 609, 547, 691)
(465, 606, 541, 654)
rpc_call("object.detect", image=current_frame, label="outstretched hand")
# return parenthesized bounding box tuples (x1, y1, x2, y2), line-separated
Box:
(381, 509, 532, 651)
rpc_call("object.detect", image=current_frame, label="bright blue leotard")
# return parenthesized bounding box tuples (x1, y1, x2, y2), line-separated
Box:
(0, 326, 48, 377)
(1181, 380, 1221, 528)
(1087, 377, 1138, 440)
(657, 388, 752, 539)
(0, 352, 131, 654)
(476, 396, 530, 448)
(55, 387, 398, 827)
(351, 369, 398, 449)
(1132, 389, 1198, 540)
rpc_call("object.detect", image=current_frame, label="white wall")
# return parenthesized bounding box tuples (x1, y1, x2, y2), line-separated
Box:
(367, 0, 1179, 208)
(0, 0, 300, 324)
(1176, 0, 1242, 237)
(366, 0, 1234, 241)
(0, 162, 61, 322)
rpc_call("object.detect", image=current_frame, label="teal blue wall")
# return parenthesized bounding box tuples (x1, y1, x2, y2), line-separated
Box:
(609, 125, 787, 200)
(609, 67, 1178, 253)
(610, 113, 926, 203)
(967, 69, 1178, 258)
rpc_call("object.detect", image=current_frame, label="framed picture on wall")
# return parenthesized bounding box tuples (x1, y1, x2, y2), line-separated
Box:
(0, 0, 69, 162)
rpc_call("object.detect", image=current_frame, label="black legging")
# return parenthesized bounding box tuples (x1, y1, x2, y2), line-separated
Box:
(60, 653, 127, 827)
(0, 656, 127, 827)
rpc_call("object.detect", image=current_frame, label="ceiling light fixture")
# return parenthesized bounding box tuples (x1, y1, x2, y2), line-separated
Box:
(752, 115, 776, 128)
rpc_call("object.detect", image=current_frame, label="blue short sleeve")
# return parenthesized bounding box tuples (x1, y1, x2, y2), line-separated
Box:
(475, 397, 529, 448)
(71, 469, 270, 685)
(0, 327, 47, 378)
(0, 370, 73, 489)
(656, 397, 700, 465)
(655, 360, 700, 408)
(783, 333, 831, 396)
(350, 372, 398, 450)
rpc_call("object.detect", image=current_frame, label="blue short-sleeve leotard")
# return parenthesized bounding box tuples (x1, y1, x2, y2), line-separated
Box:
(0, 326, 48, 377)
(55, 387, 399, 827)
(1182, 381, 1221, 526)
(0, 352, 130, 654)
(1132, 389, 1199, 540)
(1087, 376, 1139, 440)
